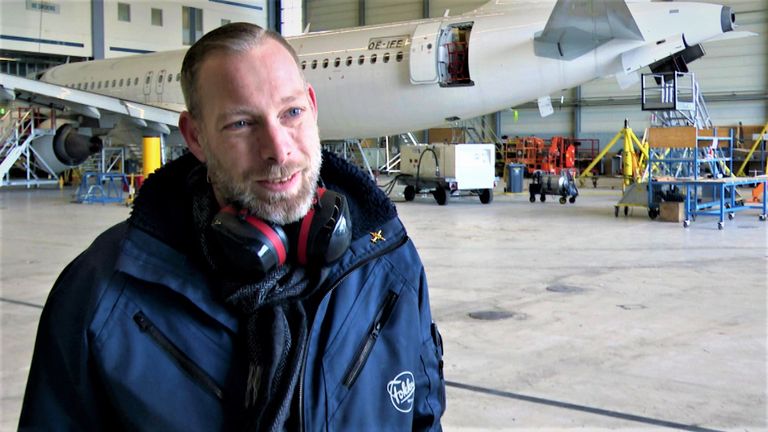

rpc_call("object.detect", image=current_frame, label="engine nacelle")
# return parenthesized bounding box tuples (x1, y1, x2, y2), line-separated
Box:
(31, 124, 103, 174)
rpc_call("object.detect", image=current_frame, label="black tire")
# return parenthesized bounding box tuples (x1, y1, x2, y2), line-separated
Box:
(559, 196, 566, 205)
(479, 189, 493, 204)
(403, 185, 416, 201)
(433, 187, 447, 205)
(614, 206, 619, 217)
(648, 208, 659, 220)
(569, 196, 576, 204)
(624, 206, 629, 216)
(529, 195, 535, 203)
(540, 194, 546, 202)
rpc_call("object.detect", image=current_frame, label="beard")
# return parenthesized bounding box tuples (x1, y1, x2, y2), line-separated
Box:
(203, 139, 322, 225)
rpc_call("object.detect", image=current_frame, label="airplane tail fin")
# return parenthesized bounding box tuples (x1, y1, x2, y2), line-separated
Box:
(534, 0, 644, 61)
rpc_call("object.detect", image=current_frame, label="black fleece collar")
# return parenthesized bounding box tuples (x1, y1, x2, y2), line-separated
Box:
(128, 150, 398, 254)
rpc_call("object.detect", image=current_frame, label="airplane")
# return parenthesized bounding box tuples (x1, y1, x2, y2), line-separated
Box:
(0, 0, 751, 177)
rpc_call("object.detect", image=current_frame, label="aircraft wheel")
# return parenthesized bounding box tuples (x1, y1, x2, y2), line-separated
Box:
(433, 188, 447, 206)
(404, 185, 416, 201)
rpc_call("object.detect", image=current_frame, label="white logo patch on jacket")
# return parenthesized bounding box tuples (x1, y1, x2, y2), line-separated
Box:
(387, 371, 415, 413)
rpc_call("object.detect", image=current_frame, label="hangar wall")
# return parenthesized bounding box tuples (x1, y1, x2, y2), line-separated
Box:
(303, 0, 767, 150)
(0, 0, 267, 60)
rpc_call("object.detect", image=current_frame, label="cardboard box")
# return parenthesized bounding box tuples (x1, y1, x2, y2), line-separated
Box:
(660, 201, 685, 222)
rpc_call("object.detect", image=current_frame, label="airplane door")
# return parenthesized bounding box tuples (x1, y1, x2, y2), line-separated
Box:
(410, 21, 442, 84)
(143, 71, 154, 101)
(156, 69, 166, 102)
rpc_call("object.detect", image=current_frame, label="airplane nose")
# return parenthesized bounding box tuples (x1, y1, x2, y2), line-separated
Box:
(721, 6, 735, 33)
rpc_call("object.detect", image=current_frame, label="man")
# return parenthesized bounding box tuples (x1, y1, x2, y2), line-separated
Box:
(19, 23, 445, 430)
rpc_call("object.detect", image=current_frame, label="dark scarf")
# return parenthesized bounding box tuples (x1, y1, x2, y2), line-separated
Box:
(128, 151, 398, 430)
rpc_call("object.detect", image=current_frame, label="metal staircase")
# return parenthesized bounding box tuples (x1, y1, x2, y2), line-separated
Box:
(0, 108, 57, 187)
(641, 72, 712, 129)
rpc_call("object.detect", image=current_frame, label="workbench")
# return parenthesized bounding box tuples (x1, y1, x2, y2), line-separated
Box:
(651, 175, 767, 229)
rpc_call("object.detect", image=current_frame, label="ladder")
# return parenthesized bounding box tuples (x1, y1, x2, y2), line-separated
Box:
(0, 107, 57, 187)
(641, 72, 712, 129)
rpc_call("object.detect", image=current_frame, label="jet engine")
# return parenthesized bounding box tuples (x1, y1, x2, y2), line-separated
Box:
(30, 123, 103, 174)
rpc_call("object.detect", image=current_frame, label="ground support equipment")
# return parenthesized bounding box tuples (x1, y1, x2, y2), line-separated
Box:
(75, 172, 129, 204)
(528, 169, 578, 205)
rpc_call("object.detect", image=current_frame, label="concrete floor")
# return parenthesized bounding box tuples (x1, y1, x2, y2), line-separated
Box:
(1, 180, 766, 431)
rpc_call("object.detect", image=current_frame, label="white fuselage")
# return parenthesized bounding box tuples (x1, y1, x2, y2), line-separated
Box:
(39, 1, 731, 139)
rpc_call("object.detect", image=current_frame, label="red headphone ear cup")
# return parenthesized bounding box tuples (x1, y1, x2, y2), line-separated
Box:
(210, 206, 289, 274)
(296, 188, 351, 266)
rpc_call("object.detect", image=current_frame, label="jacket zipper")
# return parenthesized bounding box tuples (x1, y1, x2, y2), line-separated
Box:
(133, 311, 224, 400)
(342, 290, 399, 388)
(298, 234, 410, 431)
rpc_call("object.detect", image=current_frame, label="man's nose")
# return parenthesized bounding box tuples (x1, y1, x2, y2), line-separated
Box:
(259, 122, 292, 164)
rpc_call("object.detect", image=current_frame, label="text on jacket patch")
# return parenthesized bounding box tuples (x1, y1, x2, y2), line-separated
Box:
(387, 371, 415, 413)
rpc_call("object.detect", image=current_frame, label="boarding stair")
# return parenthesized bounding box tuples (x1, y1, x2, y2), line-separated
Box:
(641, 72, 712, 130)
(0, 107, 57, 187)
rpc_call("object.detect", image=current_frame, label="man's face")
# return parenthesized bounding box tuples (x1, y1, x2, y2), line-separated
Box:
(182, 39, 322, 225)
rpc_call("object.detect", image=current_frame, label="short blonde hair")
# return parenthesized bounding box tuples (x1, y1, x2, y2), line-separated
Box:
(180, 22, 302, 119)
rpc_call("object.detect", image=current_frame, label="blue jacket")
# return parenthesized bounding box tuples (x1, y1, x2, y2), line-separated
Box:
(19, 153, 445, 431)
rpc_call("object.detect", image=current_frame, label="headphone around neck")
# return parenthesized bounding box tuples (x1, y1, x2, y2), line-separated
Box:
(210, 187, 352, 275)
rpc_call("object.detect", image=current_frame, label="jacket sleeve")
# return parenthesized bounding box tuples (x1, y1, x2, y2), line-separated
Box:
(18, 254, 118, 431)
(412, 263, 446, 431)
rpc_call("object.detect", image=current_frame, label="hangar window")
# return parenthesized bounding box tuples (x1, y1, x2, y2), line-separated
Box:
(383, 52, 390, 63)
(311, 59, 317, 69)
(396, 51, 404, 62)
(370, 54, 377, 64)
(151, 8, 163, 27)
(322, 58, 329, 69)
(301, 60, 306, 70)
(358, 55, 365, 65)
(118, 3, 131, 22)
(334, 57, 340, 68)
(346, 56, 352, 66)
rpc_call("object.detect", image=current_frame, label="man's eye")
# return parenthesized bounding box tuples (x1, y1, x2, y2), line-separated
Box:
(286, 107, 303, 118)
(226, 120, 249, 129)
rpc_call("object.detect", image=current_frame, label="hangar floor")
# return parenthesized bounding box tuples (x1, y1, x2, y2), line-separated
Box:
(1, 180, 766, 431)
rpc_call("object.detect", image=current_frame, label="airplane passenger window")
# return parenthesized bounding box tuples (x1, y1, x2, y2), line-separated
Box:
(301, 60, 307, 70)
(396, 51, 404, 62)
(358, 55, 365, 65)
(370, 54, 377, 64)
(322, 59, 329, 68)
(383, 52, 390, 63)
(346, 56, 352, 66)
(126, 78, 131, 87)
(334, 57, 340, 68)
(98, 82, 102, 89)
(134, 77, 139, 85)
(157, 75, 163, 83)
(145, 76, 151, 84)
(168, 74, 172, 83)
(112, 79, 117, 87)
(176, 73, 180, 81)
(120, 78, 124, 86)
(311, 59, 318, 69)
(90, 82, 95, 89)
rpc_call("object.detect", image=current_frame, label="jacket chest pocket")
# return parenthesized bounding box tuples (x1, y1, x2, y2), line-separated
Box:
(133, 310, 224, 400)
(342, 290, 399, 388)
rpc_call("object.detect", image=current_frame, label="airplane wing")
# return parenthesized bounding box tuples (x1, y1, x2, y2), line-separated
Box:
(533, 0, 644, 60)
(0, 73, 179, 135)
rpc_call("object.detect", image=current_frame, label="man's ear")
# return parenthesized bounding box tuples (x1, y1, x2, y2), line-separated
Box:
(179, 111, 206, 163)
(307, 84, 318, 120)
